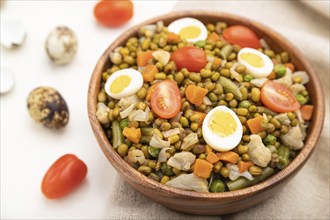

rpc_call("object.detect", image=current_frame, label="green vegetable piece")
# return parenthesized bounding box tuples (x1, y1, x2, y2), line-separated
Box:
(140, 127, 153, 136)
(227, 167, 275, 191)
(256, 106, 277, 117)
(263, 134, 277, 145)
(243, 74, 253, 82)
(195, 40, 206, 48)
(210, 179, 226, 192)
(219, 76, 243, 100)
(161, 163, 174, 176)
(274, 64, 286, 78)
(219, 44, 233, 60)
(111, 120, 124, 149)
(148, 146, 161, 158)
(277, 145, 290, 169)
(119, 118, 129, 130)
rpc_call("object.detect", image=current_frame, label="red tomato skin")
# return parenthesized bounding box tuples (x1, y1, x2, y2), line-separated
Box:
(41, 154, 87, 199)
(260, 80, 301, 113)
(223, 25, 261, 49)
(150, 80, 182, 119)
(94, 0, 133, 27)
(171, 46, 207, 72)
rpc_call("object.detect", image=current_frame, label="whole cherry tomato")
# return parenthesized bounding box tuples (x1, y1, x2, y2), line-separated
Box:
(41, 154, 87, 199)
(223, 25, 261, 49)
(261, 80, 300, 113)
(94, 0, 133, 27)
(171, 46, 207, 72)
(150, 80, 182, 119)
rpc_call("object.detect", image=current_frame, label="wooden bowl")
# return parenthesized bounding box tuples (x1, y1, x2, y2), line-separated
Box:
(88, 11, 325, 215)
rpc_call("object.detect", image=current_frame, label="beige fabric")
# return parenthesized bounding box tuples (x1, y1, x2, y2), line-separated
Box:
(106, 1, 329, 219)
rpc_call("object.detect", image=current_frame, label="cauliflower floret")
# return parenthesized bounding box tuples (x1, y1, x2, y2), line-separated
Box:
(290, 83, 306, 96)
(274, 113, 291, 125)
(247, 135, 272, 167)
(126, 149, 146, 165)
(181, 133, 199, 150)
(275, 67, 292, 88)
(96, 103, 111, 124)
(165, 173, 209, 193)
(280, 126, 304, 150)
(167, 152, 196, 171)
(227, 164, 254, 181)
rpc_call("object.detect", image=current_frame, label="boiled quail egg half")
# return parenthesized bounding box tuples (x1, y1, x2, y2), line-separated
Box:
(202, 106, 243, 152)
(104, 68, 143, 99)
(167, 17, 207, 43)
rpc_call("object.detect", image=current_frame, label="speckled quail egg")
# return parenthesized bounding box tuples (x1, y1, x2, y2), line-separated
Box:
(27, 87, 69, 129)
(104, 68, 143, 99)
(167, 17, 208, 43)
(202, 106, 243, 152)
(238, 48, 274, 78)
(45, 26, 77, 65)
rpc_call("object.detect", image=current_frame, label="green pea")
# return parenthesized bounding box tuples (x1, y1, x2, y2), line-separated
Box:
(251, 88, 261, 103)
(229, 99, 238, 108)
(119, 118, 129, 130)
(175, 72, 184, 85)
(168, 134, 180, 144)
(179, 116, 189, 127)
(189, 73, 202, 82)
(211, 72, 220, 81)
(208, 92, 218, 102)
(235, 64, 246, 74)
(117, 144, 129, 157)
(201, 69, 213, 78)
(138, 166, 152, 175)
(155, 73, 167, 80)
(243, 74, 253, 82)
(238, 145, 248, 154)
(280, 52, 290, 63)
(210, 179, 225, 192)
(220, 68, 231, 78)
(237, 108, 249, 116)
(161, 163, 174, 176)
(296, 94, 308, 105)
(264, 134, 277, 145)
(274, 64, 286, 78)
(190, 122, 199, 131)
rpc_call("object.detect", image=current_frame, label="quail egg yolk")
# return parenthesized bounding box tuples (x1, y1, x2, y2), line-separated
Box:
(209, 110, 237, 137)
(240, 53, 264, 68)
(110, 75, 131, 94)
(179, 26, 201, 40)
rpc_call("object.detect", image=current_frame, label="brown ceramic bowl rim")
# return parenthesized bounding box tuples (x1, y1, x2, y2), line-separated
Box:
(88, 10, 325, 199)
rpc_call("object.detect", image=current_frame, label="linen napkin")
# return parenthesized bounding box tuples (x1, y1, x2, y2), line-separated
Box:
(105, 1, 329, 219)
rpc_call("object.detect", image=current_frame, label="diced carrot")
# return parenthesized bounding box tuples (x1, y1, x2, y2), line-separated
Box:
(205, 145, 213, 155)
(217, 151, 239, 164)
(137, 50, 153, 67)
(167, 33, 180, 44)
(206, 152, 219, 164)
(301, 105, 314, 120)
(193, 159, 213, 178)
(185, 85, 208, 106)
(194, 111, 206, 126)
(208, 32, 220, 42)
(146, 83, 157, 101)
(213, 57, 222, 69)
(267, 71, 276, 80)
(247, 116, 265, 134)
(238, 161, 254, 173)
(142, 64, 158, 82)
(123, 127, 141, 144)
(284, 63, 295, 72)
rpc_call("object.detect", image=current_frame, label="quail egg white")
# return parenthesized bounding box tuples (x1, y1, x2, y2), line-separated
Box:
(238, 48, 274, 78)
(202, 106, 243, 152)
(104, 68, 143, 99)
(167, 17, 207, 43)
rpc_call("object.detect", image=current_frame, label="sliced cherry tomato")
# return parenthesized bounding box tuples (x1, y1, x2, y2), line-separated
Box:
(223, 25, 261, 49)
(171, 46, 207, 72)
(94, 0, 133, 27)
(261, 80, 300, 113)
(150, 80, 181, 119)
(41, 154, 87, 199)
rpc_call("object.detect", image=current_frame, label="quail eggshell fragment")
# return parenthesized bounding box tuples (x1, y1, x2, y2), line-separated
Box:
(1, 68, 15, 94)
(1, 20, 26, 49)
(27, 87, 69, 129)
(45, 26, 77, 65)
